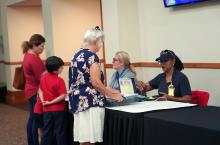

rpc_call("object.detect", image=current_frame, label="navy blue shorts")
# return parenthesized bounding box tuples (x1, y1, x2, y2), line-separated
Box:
(34, 113, 44, 128)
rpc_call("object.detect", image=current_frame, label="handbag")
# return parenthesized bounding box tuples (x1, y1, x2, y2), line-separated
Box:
(13, 66, 25, 90)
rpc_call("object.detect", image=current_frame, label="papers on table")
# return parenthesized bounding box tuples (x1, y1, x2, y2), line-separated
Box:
(119, 78, 137, 97)
(106, 101, 196, 113)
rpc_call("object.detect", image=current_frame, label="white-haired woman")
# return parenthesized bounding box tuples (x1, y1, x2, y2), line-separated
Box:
(109, 51, 137, 91)
(69, 26, 123, 145)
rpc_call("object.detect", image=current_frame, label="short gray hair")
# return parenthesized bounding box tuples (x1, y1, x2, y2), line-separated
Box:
(83, 27, 105, 44)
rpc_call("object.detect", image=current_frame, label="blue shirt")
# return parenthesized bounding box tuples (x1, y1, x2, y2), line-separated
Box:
(109, 68, 136, 91)
(149, 69, 192, 97)
(69, 48, 106, 113)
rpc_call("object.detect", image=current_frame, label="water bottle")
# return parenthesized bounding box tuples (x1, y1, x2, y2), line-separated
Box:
(168, 82, 175, 96)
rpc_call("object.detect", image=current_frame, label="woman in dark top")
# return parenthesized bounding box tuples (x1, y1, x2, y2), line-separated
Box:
(138, 50, 192, 102)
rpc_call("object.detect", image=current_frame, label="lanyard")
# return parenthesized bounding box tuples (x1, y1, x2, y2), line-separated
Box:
(116, 68, 127, 91)
(116, 68, 127, 79)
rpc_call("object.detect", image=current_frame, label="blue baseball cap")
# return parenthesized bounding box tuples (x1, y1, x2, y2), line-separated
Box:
(155, 50, 175, 62)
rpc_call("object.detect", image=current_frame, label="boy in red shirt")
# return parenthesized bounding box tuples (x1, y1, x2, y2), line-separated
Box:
(40, 56, 67, 145)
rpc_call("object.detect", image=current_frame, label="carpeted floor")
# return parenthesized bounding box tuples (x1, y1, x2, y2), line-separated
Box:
(0, 103, 28, 145)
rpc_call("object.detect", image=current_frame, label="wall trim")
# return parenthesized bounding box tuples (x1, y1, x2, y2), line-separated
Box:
(1, 60, 220, 69)
(3, 61, 23, 65)
(183, 63, 220, 69)
(64, 59, 105, 66)
(100, 0, 107, 85)
(105, 62, 220, 69)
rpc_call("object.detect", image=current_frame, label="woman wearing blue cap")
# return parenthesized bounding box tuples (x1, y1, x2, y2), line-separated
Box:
(137, 50, 192, 102)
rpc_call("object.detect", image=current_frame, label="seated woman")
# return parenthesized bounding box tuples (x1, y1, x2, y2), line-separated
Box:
(109, 51, 137, 91)
(138, 50, 192, 102)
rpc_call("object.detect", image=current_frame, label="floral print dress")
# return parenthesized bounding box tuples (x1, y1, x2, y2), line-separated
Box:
(69, 48, 106, 113)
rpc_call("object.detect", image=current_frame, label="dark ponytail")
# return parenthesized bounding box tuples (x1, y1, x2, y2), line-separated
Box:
(21, 34, 45, 54)
(174, 56, 184, 71)
(169, 50, 184, 71)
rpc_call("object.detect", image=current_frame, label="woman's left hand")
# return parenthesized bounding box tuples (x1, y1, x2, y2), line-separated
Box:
(159, 94, 174, 101)
(157, 96, 167, 101)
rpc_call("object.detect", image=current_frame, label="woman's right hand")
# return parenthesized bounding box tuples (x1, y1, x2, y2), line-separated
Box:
(110, 92, 124, 102)
(137, 81, 147, 92)
(42, 100, 51, 106)
(108, 87, 121, 94)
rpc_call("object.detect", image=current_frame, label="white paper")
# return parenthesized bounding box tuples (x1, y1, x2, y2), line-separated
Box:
(106, 101, 196, 113)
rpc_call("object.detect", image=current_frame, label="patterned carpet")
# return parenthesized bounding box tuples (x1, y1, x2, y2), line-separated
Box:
(0, 103, 28, 145)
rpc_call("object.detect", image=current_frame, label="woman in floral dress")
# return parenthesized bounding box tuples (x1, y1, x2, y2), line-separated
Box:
(69, 27, 123, 145)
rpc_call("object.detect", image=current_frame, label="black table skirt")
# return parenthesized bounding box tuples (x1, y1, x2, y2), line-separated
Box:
(68, 106, 220, 145)
(144, 106, 220, 145)
(103, 109, 144, 145)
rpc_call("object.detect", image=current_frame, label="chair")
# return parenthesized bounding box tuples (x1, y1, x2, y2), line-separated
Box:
(191, 90, 209, 106)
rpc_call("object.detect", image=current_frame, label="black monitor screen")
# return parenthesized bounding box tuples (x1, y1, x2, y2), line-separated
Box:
(164, 0, 209, 7)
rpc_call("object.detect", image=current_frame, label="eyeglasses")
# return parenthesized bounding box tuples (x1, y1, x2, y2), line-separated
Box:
(112, 58, 119, 62)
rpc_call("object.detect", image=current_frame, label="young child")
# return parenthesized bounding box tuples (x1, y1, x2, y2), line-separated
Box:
(40, 56, 67, 145)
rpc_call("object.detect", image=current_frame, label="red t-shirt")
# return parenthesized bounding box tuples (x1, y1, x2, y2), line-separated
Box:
(34, 96, 43, 114)
(40, 72, 67, 112)
(23, 52, 45, 99)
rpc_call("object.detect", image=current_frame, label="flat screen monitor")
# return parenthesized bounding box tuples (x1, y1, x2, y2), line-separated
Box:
(164, 0, 210, 7)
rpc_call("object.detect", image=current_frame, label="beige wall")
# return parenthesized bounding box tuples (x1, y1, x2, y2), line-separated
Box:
(138, 0, 220, 62)
(0, 6, 5, 83)
(0, 0, 102, 90)
(0, 0, 25, 61)
(102, 0, 143, 84)
(41, 0, 54, 57)
(102, 0, 220, 106)
(7, 6, 45, 61)
(0, 63, 6, 83)
(50, 0, 102, 61)
(138, 0, 220, 106)
(2, 5, 44, 90)
(47, 0, 102, 85)
(102, 0, 141, 64)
